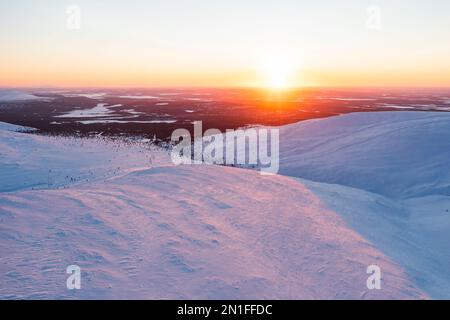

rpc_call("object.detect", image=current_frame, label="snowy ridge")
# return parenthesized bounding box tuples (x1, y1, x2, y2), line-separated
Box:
(215, 111, 450, 198)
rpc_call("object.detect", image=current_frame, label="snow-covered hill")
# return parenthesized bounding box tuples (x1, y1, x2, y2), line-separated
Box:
(215, 111, 450, 297)
(0, 123, 169, 192)
(1, 111, 450, 299)
(0, 90, 44, 102)
(302, 179, 450, 299)
(0, 120, 425, 300)
(0, 164, 425, 299)
(277, 112, 450, 199)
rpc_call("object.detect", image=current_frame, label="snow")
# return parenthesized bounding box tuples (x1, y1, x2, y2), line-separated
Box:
(0, 165, 424, 299)
(302, 179, 450, 299)
(77, 119, 177, 125)
(55, 103, 122, 118)
(244, 111, 450, 199)
(61, 93, 106, 100)
(0, 90, 45, 102)
(118, 95, 160, 99)
(122, 109, 144, 115)
(186, 98, 213, 102)
(2, 111, 450, 299)
(0, 122, 36, 132)
(211, 111, 450, 298)
(0, 127, 168, 192)
(318, 97, 377, 101)
(278, 112, 450, 199)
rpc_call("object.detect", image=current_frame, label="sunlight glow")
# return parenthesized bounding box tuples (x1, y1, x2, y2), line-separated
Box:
(260, 56, 297, 89)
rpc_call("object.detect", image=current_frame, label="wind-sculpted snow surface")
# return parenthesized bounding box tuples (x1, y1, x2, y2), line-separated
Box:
(0, 165, 424, 299)
(302, 179, 450, 299)
(0, 120, 426, 299)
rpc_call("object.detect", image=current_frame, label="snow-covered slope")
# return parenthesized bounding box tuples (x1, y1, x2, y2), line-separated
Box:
(0, 121, 426, 299)
(277, 112, 450, 199)
(302, 179, 450, 299)
(0, 166, 424, 299)
(213, 111, 450, 297)
(2, 111, 450, 299)
(0, 90, 44, 102)
(0, 126, 168, 192)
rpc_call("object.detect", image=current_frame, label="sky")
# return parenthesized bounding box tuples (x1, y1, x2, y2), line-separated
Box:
(1, 0, 450, 88)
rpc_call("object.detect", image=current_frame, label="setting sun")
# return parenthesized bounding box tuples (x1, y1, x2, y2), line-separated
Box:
(260, 56, 297, 89)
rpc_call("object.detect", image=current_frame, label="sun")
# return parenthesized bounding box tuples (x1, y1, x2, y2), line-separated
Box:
(267, 70, 288, 89)
(260, 57, 295, 90)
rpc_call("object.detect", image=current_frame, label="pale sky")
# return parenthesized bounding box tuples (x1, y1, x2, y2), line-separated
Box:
(1, 0, 450, 87)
